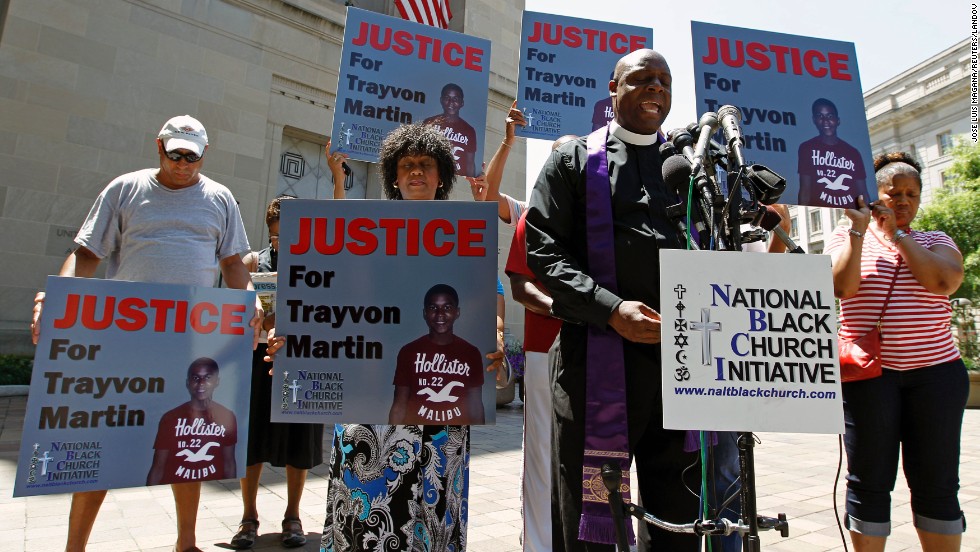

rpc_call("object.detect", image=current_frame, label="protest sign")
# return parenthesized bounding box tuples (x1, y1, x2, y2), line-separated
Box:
(661, 250, 843, 434)
(691, 22, 875, 209)
(14, 277, 255, 496)
(516, 11, 652, 140)
(271, 199, 498, 425)
(331, 7, 491, 177)
(253, 272, 276, 319)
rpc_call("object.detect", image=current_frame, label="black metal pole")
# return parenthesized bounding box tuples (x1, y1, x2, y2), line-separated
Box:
(601, 463, 632, 552)
(738, 432, 761, 552)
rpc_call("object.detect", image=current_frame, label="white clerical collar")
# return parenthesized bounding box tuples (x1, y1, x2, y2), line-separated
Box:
(609, 121, 659, 146)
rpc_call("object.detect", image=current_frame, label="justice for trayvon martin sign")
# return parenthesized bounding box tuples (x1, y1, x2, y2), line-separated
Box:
(331, 7, 491, 178)
(661, 250, 843, 434)
(515, 11, 652, 140)
(14, 277, 255, 497)
(271, 199, 498, 425)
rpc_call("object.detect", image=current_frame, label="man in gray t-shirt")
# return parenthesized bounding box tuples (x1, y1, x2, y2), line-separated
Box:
(30, 115, 262, 552)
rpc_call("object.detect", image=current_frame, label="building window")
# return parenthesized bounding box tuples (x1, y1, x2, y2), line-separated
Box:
(940, 171, 961, 193)
(832, 208, 845, 227)
(790, 215, 799, 239)
(938, 131, 954, 156)
(808, 208, 822, 234)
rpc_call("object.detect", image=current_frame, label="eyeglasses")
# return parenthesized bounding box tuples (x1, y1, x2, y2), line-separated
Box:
(164, 150, 203, 163)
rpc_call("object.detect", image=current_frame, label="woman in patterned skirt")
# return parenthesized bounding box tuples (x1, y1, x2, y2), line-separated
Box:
(269, 122, 503, 551)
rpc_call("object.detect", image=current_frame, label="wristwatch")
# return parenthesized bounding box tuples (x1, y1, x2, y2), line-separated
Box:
(889, 229, 909, 245)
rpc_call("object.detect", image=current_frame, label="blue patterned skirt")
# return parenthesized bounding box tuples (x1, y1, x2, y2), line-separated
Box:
(321, 424, 469, 551)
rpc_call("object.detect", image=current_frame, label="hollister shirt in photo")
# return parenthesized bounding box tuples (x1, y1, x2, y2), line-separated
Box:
(797, 137, 868, 207)
(423, 114, 477, 173)
(393, 335, 485, 424)
(152, 402, 237, 483)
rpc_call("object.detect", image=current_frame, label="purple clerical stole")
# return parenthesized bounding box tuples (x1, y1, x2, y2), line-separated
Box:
(578, 126, 634, 545)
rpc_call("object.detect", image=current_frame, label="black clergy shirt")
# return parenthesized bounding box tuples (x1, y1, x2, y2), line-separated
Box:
(525, 123, 683, 330)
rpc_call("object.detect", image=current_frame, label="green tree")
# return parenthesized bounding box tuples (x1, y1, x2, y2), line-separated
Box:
(915, 141, 980, 300)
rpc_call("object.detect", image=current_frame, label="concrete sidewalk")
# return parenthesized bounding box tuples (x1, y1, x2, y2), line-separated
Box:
(1, 395, 978, 551)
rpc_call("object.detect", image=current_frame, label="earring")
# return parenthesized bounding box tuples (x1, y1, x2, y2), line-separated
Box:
(394, 184, 399, 188)
(438, 184, 443, 188)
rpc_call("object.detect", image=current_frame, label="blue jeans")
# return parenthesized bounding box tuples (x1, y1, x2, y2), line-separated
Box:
(700, 432, 741, 552)
(842, 359, 968, 536)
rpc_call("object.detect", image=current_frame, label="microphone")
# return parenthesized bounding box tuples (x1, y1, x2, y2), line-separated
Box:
(754, 205, 804, 254)
(662, 150, 708, 246)
(718, 105, 748, 168)
(691, 111, 718, 173)
(684, 121, 729, 170)
(662, 153, 695, 200)
(669, 128, 699, 168)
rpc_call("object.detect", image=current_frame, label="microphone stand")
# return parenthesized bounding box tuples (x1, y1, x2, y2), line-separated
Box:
(665, 202, 701, 250)
(738, 432, 761, 552)
(718, 160, 762, 550)
(691, 169, 721, 249)
(771, 226, 806, 254)
(601, 463, 632, 552)
(620, 118, 792, 551)
(702, 151, 736, 250)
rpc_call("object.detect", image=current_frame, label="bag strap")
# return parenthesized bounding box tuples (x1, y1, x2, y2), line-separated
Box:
(875, 256, 902, 330)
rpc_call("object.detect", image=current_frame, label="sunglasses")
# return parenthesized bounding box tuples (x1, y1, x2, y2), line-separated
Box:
(164, 150, 203, 163)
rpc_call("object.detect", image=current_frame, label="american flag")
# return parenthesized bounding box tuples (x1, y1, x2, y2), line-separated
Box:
(395, 0, 453, 29)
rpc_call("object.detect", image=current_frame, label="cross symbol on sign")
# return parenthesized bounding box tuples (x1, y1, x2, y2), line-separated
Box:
(689, 308, 722, 366)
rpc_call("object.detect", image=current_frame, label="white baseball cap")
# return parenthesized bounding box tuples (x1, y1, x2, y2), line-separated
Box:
(158, 115, 208, 156)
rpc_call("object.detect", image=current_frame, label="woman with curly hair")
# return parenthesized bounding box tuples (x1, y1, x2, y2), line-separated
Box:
(270, 123, 501, 552)
(826, 151, 967, 552)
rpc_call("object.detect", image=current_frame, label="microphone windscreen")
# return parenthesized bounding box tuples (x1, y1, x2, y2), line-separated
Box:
(671, 129, 695, 150)
(662, 155, 693, 197)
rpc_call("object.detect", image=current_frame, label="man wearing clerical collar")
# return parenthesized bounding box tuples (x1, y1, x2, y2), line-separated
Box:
(525, 49, 700, 552)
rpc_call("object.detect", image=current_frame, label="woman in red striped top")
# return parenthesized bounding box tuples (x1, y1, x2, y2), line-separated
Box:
(827, 151, 967, 552)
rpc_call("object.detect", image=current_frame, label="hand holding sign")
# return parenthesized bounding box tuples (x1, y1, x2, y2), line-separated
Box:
(505, 100, 527, 141)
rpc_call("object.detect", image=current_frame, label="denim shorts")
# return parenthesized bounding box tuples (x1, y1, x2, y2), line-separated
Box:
(842, 359, 968, 536)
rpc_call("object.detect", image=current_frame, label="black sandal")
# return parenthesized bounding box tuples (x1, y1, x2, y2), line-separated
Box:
(230, 518, 259, 550)
(281, 517, 307, 548)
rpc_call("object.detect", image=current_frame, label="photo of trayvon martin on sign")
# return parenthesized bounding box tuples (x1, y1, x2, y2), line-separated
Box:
(271, 199, 498, 425)
(389, 283, 487, 424)
(332, 7, 490, 177)
(14, 277, 254, 497)
(691, 21, 875, 209)
(516, 11, 652, 140)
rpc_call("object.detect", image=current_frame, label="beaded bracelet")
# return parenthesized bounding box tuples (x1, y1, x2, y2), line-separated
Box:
(848, 229, 864, 239)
